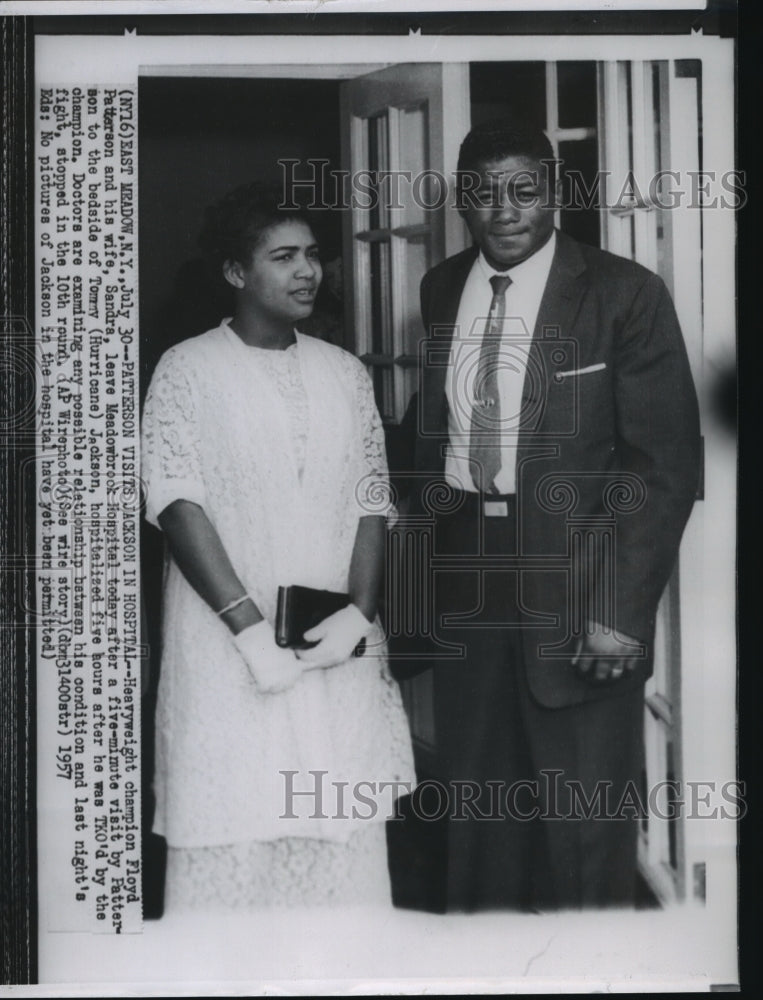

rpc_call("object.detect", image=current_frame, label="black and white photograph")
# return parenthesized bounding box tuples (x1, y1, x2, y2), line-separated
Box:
(0, 0, 744, 993)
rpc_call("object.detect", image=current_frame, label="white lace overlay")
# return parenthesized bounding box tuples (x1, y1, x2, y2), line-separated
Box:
(141, 323, 415, 848)
(239, 340, 310, 479)
(164, 824, 391, 911)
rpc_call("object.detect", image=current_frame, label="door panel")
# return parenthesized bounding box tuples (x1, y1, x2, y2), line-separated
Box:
(598, 58, 705, 905)
(340, 63, 470, 423)
(340, 63, 470, 761)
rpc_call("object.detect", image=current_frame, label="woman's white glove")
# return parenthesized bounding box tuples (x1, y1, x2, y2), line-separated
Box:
(296, 603, 374, 670)
(233, 619, 304, 694)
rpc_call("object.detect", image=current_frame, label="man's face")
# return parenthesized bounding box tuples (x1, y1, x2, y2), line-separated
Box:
(461, 155, 559, 269)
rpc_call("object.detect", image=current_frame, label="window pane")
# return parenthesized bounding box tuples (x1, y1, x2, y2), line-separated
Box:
(469, 62, 546, 129)
(666, 740, 678, 869)
(369, 239, 392, 355)
(403, 234, 430, 355)
(651, 61, 672, 284)
(398, 104, 429, 226)
(557, 61, 597, 129)
(372, 365, 394, 424)
(651, 590, 671, 697)
(559, 138, 601, 249)
(368, 113, 389, 230)
(639, 765, 649, 835)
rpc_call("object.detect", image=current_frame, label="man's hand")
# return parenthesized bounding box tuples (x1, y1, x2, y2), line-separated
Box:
(571, 620, 644, 683)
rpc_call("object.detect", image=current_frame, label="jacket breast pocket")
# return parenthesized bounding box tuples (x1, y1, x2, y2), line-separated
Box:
(540, 363, 612, 440)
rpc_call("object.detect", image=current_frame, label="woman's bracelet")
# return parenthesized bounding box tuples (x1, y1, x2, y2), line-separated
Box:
(216, 594, 252, 617)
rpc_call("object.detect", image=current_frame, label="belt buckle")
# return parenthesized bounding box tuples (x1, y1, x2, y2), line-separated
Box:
(483, 499, 509, 517)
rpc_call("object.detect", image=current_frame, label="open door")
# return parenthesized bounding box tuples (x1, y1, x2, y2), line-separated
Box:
(340, 63, 471, 424)
(598, 58, 716, 906)
(340, 63, 470, 764)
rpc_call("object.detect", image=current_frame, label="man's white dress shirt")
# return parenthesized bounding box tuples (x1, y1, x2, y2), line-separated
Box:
(444, 231, 556, 494)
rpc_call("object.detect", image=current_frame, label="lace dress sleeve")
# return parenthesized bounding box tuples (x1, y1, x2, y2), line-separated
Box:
(349, 357, 397, 525)
(141, 346, 207, 529)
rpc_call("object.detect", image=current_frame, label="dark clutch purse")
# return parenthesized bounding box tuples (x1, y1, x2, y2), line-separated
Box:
(275, 584, 366, 656)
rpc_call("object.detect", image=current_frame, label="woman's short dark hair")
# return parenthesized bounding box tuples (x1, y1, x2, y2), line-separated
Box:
(199, 181, 315, 269)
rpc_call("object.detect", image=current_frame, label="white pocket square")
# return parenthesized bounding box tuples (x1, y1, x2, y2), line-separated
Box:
(555, 362, 607, 380)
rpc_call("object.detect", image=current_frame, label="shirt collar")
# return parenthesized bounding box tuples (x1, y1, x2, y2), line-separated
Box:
(476, 229, 557, 286)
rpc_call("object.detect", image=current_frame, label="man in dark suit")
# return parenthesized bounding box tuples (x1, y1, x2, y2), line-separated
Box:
(396, 119, 700, 911)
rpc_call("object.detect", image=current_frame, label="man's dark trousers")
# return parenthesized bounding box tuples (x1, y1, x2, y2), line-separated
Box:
(431, 491, 645, 912)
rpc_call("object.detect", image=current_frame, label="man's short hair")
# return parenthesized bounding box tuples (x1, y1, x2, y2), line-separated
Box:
(455, 119, 558, 209)
(457, 118, 556, 176)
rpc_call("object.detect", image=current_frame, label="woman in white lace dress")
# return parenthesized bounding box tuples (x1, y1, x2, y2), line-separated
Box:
(141, 183, 416, 910)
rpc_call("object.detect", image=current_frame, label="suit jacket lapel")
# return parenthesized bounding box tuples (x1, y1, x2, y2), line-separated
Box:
(421, 246, 478, 443)
(521, 231, 588, 428)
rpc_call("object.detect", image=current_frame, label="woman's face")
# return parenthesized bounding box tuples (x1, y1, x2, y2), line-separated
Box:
(226, 218, 322, 325)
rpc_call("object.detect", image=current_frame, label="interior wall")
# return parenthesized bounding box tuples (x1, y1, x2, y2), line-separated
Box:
(138, 76, 343, 388)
